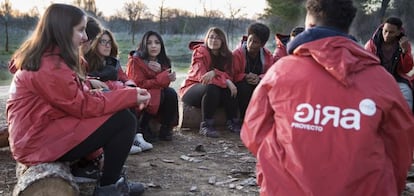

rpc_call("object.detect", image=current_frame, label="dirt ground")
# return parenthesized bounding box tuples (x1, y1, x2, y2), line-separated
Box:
(1, 86, 414, 196)
(0, 93, 259, 196)
(0, 132, 259, 196)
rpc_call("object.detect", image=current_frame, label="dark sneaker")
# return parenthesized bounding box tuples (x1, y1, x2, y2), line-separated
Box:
(93, 175, 145, 195)
(199, 121, 219, 138)
(226, 119, 241, 133)
(120, 167, 145, 196)
(93, 183, 123, 196)
(128, 181, 145, 196)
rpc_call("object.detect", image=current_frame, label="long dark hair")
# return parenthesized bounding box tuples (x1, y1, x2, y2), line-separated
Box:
(13, 3, 85, 73)
(137, 30, 171, 68)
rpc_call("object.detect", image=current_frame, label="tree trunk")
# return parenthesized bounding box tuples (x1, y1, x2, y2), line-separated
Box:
(13, 162, 79, 196)
(5, 20, 9, 52)
(378, 0, 391, 21)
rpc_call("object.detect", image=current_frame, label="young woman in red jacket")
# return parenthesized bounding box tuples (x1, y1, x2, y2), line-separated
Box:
(7, 4, 150, 195)
(179, 27, 240, 138)
(126, 30, 178, 142)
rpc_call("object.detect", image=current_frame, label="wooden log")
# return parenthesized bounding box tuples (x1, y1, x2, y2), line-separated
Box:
(0, 124, 9, 147)
(13, 162, 80, 196)
(179, 102, 227, 129)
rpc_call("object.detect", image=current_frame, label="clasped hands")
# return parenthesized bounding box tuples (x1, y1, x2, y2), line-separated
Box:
(136, 87, 151, 110)
(148, 61, 176, 82)
(245, 72, 260, 85)
(201, 70, 237, 98)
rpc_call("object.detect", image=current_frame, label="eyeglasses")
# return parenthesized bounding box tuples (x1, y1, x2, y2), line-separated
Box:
(98, 39, 112, 46)
(208, 35, 221, 40)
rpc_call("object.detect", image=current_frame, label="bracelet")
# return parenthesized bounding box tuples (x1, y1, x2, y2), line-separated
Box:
(87, 76, 101, 80)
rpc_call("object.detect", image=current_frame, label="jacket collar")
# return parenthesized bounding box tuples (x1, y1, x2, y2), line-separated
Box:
(287, 26, 357, 54)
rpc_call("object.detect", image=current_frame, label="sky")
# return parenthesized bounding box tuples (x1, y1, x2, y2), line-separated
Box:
(7, 0, 268, 19)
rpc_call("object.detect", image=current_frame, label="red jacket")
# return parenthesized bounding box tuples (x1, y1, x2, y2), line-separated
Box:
(232, 37, 275, 83)
(365, 24, 414, 85)
(179, 43, 232, 98)
(241, 33, 414, 196)
(273, 33, 290, 62)
(107, 63, 131, 90)
(7, 48, 138, 166)
(126, 52, 171, 115)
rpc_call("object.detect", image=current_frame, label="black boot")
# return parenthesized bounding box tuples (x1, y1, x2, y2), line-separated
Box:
(159, 125, 173, 141)
(226, 118, 241, 133)
(199, 119, 219, 138)
(93, 176, 144, 196)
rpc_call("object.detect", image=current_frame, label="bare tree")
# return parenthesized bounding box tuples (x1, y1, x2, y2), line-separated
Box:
(378, 0, 391, 21)
(225, 1, 245, 47)
(393, 0, 414, 39)
(162, 8, 193, 34)
(73, 0, 101, 17)
(158, 0, 166, 34)
(357, 0, 391, 24)
(123, 0, 148, 44)
(0, 0, 12, 52)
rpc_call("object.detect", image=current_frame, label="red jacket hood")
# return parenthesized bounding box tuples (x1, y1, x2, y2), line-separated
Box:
(241, 33, 414, 196)
(188, 40, 204, 50)
(293, 36, 380, 87)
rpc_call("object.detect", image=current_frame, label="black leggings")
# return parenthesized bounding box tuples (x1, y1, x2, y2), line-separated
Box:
(235, 80, 256, 120)
(59, 109, 136, 186)
(140, 87, 178, 128)
(182, 83, 238, 120)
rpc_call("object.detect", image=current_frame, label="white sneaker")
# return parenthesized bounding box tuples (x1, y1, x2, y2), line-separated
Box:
(129, 145, 142, 155)
(133, 133, 153, 151)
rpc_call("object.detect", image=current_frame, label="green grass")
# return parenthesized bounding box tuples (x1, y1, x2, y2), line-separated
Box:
(0, 31, 277, 86)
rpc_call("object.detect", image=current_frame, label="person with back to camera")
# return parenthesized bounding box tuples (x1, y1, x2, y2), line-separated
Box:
(233, 22, 276, 122)
(240, 0, 414, 195)
(179, 27, 239, 138)
(6, 3, 151, 195)
(126, 30, 179, 142)
(273, 26, 305, 62)
(365, 16, 414, 111)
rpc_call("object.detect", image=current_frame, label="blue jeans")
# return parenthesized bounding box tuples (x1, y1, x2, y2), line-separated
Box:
(398, 82, 413, 111)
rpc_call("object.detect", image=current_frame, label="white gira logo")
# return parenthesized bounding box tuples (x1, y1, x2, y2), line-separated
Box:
(291, 99, 376, 132)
